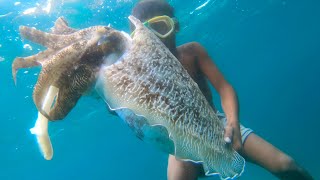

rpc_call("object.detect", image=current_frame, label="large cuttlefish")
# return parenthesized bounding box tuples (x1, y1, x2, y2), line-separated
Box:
(13, 16, 245, 179)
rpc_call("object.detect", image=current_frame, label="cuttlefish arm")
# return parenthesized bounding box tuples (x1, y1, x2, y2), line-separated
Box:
(12, 17, 77, 84)
(19, 26, 78, 50)
(50, 17, 78, 35)
(30, 85, 59, 160)
(19, 24, 105, 50)
(12, 49, 55, 84)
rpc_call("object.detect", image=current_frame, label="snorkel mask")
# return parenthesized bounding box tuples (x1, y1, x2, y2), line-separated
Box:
(131, 15, 178, 38)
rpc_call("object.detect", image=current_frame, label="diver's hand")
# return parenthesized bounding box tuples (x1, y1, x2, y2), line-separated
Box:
(224, 121, 243, 152)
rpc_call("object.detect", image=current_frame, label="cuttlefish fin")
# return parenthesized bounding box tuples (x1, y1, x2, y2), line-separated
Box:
(12, 49, 55, 84)
(51, 17, 78, 35)
(30, 85, 59, 160)
(173, 132, 245, 179)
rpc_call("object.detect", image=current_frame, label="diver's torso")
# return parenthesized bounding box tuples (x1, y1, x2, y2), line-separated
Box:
(177, 43, 215, 110)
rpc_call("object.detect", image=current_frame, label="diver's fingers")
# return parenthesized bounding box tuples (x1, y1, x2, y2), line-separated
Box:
(224, 125, 233, 144)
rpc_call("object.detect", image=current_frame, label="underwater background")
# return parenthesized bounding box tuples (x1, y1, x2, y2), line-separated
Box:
(0, 0, 319, 179)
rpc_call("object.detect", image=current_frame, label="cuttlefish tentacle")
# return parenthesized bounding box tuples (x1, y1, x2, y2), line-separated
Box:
(50, 17, 78, 35)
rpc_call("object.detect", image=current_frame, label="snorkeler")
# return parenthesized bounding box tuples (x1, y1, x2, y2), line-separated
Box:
(130, 1, 313, 180)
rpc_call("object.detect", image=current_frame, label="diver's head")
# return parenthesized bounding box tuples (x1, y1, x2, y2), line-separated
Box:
(131, 0, 179, 53)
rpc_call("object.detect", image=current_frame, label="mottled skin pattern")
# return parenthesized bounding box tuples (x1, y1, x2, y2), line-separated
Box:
(13, 18, 129, 120)
(99, 16, 245, 179)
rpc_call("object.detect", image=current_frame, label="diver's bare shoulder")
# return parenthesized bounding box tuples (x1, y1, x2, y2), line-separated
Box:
(177, 41, 211, 66)
(178, 41, 231, 93)
(177, 42, 216, 108)
(176, 42, 204, 77)
(177, 41, 202, 58)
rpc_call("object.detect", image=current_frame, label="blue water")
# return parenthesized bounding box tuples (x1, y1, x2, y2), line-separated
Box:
(0, 0, 319, 179)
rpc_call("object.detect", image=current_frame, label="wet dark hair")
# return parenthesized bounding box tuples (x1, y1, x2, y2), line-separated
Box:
(130, 0, 175, 31)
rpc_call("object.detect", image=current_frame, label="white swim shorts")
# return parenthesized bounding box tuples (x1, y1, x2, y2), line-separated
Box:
(217, 112, 253, 144)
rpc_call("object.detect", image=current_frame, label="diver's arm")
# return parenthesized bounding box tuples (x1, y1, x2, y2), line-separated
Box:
(193, 42, 242, 151)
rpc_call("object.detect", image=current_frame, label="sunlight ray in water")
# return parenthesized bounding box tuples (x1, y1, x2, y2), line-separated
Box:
(195, 0, 211, 11)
